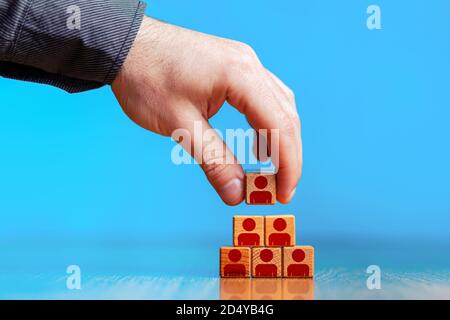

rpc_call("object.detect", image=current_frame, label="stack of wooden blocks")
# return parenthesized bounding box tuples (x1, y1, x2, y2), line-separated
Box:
(220, 172, 314, 278)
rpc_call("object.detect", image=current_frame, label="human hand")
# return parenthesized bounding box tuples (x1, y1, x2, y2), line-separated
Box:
(112, 17, 302, 206)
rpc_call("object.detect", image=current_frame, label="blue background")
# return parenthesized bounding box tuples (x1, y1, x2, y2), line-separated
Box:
(1, 0, 450, 297)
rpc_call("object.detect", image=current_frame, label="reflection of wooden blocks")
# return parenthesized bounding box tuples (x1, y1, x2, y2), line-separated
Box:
(251, 247, 282, 278)
(282, 246, 314, 278)
(233, 216, 264, 246)
(245, 172, 276, 205)
(282, 279, 314, 300)
(251, 279, 282, 300)
(220, 247, 251, 278)
(265, 215, 296, 246)
(220, 279, 251, 300)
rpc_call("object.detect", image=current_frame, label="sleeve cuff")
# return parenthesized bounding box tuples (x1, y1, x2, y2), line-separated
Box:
(103, 1, 146, 84)
(9, 0, 147, 89)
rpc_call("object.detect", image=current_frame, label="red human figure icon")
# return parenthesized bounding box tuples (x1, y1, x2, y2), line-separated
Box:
(287, 249, 310, 277)
(268, 218, 291, 246)
(255, 249, 278, 277)
(249, 176, 273, 204)
(224, 249, 247, 277)
(237, 218, 260, 246)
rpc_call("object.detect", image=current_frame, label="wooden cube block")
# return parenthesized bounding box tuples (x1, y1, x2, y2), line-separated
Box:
(220, 279, 251, 300)
(251, 247, 282, 278)
(245, 172, 276, 205)
(220, 247, 251, 278)
(251, 279, 282, 300)
(233, 215, 264, 246)
(282, 279, 314, 300)
(282, 246, 314, 278)
(265, 215, 296, 246)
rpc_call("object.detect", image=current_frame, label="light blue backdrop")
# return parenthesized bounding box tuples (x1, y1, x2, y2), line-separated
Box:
(1, 0, 449, 284)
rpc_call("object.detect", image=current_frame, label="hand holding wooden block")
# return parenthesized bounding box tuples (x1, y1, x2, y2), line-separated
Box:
(245, 172, 276, 205)
(265, 215, 296, 246)
(251, 247, 282, 278)
(283, 246, 314, 278)
(220, 247, 251, 278)
(233, 215, 264, 246)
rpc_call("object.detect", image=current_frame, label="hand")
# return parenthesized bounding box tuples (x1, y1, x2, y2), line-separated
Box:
(112, 17, 302, 206)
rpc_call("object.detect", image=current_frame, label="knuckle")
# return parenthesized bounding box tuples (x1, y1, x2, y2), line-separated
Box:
(202, 147, 225, 166)
(281, 111, 300, 137)
(285, 122, 298, 138)
(239, 43, 257, 58)
(202, 162, 229, 182)
(228, 41, 259, 69)
(287, 88, 296, 102)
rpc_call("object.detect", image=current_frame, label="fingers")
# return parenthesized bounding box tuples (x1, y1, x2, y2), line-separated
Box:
(253, 129, 271, 163)
(264, 69, 303, 203)
(175, 112, 245, 206)
(226, 52, 302, 203)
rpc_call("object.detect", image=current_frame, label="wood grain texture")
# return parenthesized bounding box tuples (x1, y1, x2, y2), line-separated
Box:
(251, 247, 282, 278)
(265, 215, 296, 247)
(220, 247, 251, 278)
(233, 215, 264, 246)
(282, 246, 314, 278)
(245, 172, 276, 205)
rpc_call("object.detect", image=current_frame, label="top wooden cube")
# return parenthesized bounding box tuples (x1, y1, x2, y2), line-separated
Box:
(245, 172, 276, 205)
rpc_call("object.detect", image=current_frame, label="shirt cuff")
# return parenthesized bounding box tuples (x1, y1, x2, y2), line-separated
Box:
(7, 0, 146, 91)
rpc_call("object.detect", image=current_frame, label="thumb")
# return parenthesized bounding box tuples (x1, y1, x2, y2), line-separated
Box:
(176, 116, 245, 206)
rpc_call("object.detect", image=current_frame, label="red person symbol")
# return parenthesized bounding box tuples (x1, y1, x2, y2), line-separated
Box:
(249, 176, 272, 204)
(287, 249, 310, 277)
(255, 249, 278, 277)
(268, 218, 291, 246)
(224, 249, 247, 277)
(237, 218, 260, 246)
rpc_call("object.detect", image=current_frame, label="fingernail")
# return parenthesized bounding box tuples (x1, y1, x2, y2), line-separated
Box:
(286, 187, 297, 202)
(220, 178, 244, 205)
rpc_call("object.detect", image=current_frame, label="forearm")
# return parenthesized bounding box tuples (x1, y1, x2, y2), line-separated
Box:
(0, 0, 146, 93)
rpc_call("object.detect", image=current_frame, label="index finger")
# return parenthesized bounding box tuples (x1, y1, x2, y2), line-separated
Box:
(226, 66, 302, 203)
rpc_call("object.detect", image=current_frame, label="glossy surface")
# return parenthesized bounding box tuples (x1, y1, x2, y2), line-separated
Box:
(1, 238, 449, 299)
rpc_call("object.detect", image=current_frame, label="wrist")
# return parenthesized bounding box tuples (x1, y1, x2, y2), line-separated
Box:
(112, 16, 154, 89)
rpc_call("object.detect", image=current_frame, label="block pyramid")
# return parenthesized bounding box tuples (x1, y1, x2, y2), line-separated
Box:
(220, 172, 314, 278)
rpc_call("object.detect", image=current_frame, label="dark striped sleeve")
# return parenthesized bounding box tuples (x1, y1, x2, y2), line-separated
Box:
(0, 0, 146, 93)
